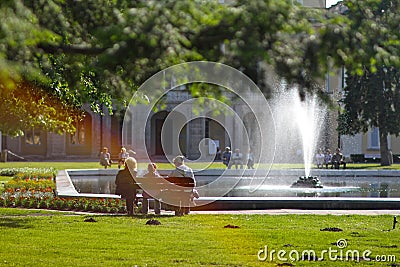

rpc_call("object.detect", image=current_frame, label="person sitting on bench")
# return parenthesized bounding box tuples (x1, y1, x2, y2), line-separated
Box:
(115, 157, 139, 216)
(99, 147, 112, 169)
(331, 148, 347, 169)
(141, 163, 162, 215)
(324, 149, 332, 169)
(118, 147, 130, 169)
(169, 156, 197, 215)
(232, 149, 243, 169)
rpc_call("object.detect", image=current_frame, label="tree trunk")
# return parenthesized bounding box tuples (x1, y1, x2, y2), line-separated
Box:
(379, 131, 391, 166)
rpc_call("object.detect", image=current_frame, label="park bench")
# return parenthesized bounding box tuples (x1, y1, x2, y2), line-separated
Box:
(133, 176, 195, 216)
(110, 155, 119, 163)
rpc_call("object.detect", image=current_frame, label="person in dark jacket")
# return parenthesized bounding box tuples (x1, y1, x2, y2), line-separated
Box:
(222, 147, 232, 169)
(331, 148, 347, 169)
(115, 157, 139, 215)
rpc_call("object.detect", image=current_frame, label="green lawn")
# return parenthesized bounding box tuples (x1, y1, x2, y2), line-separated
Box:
(1, 162, 399, 266)
(1, 161, 399, 171)
(0, 208, 399, 266)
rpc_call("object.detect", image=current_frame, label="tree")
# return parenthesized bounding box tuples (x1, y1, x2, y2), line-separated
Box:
(339, 67, 400, 166)
(0, 0, 226, 135)
(192, 0, 326, 99)
(2, 0, 324, 136)
(0, 80, 80, 136)
(13, 0, 397, 146)
(330, 0, 400, 166)
(0, 0, 78, 135)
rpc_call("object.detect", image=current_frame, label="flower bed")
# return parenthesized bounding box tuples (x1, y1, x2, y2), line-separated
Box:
(0, 168, 126, 213)
(0, 167, 57, 178)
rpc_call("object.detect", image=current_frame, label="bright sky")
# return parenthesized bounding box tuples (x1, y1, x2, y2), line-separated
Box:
(326, 0, 340, 8)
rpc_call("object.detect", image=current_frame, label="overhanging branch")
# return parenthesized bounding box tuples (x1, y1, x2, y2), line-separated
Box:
(38, 43, 108, 55)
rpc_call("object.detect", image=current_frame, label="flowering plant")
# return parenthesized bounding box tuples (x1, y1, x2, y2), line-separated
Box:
(0, 168, 126, 213)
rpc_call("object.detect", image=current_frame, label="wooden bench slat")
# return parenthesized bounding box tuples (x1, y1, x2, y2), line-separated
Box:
(132, 177, 195, 215)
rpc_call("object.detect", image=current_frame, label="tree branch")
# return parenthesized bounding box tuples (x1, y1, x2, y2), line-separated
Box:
(38, 43, 108, 55)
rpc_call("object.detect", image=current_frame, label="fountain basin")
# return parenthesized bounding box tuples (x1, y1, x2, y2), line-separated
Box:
(56, 169, 400, 210)
(192, 196, 400, 210)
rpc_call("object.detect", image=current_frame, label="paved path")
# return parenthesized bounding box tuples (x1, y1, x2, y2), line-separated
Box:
(10, 209, 398, 216)
(190, 209, 400, 215)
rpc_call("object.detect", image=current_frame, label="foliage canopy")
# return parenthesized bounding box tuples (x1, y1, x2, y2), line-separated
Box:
(336, 0, 400, 165)
(1, 0, 398, 143)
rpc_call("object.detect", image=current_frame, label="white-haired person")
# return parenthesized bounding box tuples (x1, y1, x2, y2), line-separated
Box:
(232, 148, 243, 169)
(169, 155, 194, 179)
(115, 157, 139, 216)
(169, 155, 198, 215)
(117, 147, 130, 169)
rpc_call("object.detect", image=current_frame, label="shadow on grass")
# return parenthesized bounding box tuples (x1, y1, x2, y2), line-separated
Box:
(0, 217, 32, 229)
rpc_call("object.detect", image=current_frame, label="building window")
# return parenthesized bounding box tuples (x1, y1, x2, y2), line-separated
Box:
(368, 127, 380, 149)
(204, 118, 211, 146)
(25, 129, 41, 145)
(367, 127, 391, 150)
(205, 118, 210, 139)
(70, 120, 86, 145)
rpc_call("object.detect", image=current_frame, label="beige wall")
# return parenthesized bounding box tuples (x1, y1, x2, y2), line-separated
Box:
(302, 0, 326, 8)
(391, 136, 400, 154)
(222, 0, 326, 8)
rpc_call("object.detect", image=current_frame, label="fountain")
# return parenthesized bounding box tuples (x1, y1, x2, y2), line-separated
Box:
(268, 85, 327, 188)
(293, 92, 324, 178)
(291, 176, 323, 188)
(292, 90, 326, 188)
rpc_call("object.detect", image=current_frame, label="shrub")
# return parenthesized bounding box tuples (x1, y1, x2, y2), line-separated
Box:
(38, 200, 48, 209)
(393, 154, 400, 163)
(1, 168, 125, 214)
(350, 154, 365, 163)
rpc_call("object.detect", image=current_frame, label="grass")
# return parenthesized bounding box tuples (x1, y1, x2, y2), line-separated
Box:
(1, 161, 400, 171)
(0, 208, 399, 266)
(0, 161, 200, 170)
(0, 162, 399, 266)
